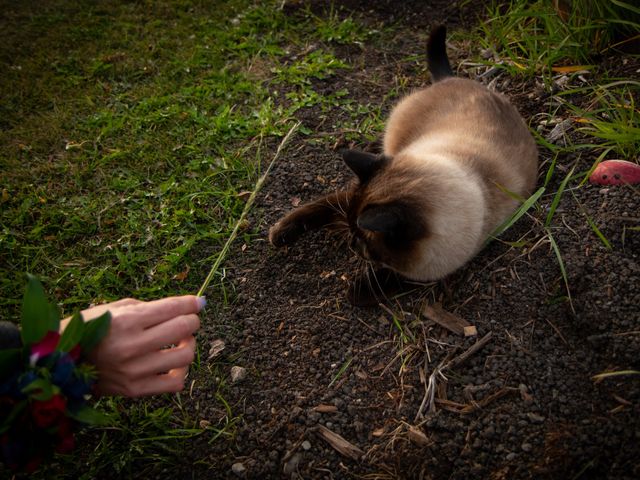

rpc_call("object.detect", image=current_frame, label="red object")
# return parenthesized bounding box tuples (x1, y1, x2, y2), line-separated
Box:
(31, 395, 67, 428)
(31, 331, 61, 360)
(589, 159, 640, 185)
(55, 434, 75, 454)
(68, 344, 82, 361)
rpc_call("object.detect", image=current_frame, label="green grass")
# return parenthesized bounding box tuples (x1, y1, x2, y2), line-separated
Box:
(0, 0, 372, 476)
(476, 0, 640, 79)
(0, 1, 361, 314)
(471, 0, 640, 306)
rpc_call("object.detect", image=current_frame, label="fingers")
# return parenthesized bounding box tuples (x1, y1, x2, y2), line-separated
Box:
(139, 313, 200, 351)
(139, 367, 190, 396)
(95, 365, 190, 398)
(125, 337, 196, 378)
(134, 295, 205, 329)
(80, 298, 142, 321)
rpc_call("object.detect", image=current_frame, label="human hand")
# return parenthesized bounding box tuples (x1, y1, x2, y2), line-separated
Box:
(65, 296, 204, 397)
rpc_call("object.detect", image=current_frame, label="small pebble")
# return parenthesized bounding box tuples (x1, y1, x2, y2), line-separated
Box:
(231, 366, 247, 383)
(506, 452, 517, 461)
(522, 443, 533, 452)
(301, 440, 311, 451)
(283, 453, 301, 476)
(527, 413, 545, 423)
(231, 462, 246, 477)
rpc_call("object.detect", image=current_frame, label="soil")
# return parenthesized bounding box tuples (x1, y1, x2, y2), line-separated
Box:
(187, 2, 640, 479)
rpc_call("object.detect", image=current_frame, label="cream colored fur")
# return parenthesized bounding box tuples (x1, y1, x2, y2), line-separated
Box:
(379, 77, 538, 281)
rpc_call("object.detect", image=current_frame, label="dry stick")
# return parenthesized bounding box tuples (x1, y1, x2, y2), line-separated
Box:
(415, 332, 494, 421)
(445, 331, 493, 370)
(196, 121, 301, 297)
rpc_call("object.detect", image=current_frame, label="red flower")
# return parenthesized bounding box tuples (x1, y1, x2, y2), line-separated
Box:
(31, 331, 61, 361)
(68, 344, 82, 361)
(55, 432, 75, 454)
(31, 394, 67, 428)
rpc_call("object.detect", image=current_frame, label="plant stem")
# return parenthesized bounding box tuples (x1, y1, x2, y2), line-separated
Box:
(196, 121, 301, 298)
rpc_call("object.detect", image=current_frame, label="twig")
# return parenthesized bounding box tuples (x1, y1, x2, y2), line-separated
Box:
(415, 332, 494, 420)
(315, 425, 364, 460)
(197, 122, 301, 297)
(445, 332, 493, 370)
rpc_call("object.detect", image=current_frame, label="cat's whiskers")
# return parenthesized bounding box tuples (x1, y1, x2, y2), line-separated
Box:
(325, 192, 349, 219)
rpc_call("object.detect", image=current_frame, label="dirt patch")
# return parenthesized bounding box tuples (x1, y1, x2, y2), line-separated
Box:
(188, 2, 639, 479)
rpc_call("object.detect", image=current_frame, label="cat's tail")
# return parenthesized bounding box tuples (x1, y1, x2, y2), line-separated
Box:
(427, 24, 453, 82)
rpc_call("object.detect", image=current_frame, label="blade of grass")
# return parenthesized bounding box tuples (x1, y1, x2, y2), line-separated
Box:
(328, 357, 353, 388)
(592, 370, 640, 381)
(546, 227, 574, 314)
(545, 165, 575, 227)
(485, 186, 545, 246)
(196, 121, 301, 297)
(570, 190, 612, 250)
(544, 152, 559, 188)
(579, 147, 614, 186)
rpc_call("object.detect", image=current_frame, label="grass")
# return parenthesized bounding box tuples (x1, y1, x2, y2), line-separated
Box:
(476, 0, 640, 79)
(0, 0, 373, 476)
(473, 0, 640, 305)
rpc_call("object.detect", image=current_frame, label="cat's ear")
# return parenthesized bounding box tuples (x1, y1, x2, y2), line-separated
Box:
(342, 149, 387, 183)
(357, 206, 402, 234)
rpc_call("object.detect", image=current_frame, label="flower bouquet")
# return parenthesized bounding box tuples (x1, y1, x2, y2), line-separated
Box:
(0, 275, 111, 472)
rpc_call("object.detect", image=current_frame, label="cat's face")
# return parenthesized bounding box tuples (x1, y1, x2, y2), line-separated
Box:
(342, 150, 430, 277)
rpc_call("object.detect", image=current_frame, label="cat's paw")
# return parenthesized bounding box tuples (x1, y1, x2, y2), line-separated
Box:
(268, 220, 300, 247)
(347, 281, 381, 307)
(347, 269, 407, 307)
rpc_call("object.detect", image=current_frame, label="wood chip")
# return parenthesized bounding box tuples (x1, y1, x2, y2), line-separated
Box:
(407, 426, 431, 446)
(463, 325, 478, 337)
(313, 404, 338, 413)
(207, 339, 225, 360)
(422, 302, 474, 336)
(372, 428, 385, 437)
(316, 425, 363, 460)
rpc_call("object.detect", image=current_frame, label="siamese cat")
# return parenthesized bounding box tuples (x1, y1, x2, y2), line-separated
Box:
(269, 25, 538, 305)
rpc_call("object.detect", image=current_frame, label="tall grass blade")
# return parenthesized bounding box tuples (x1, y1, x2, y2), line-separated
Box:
(197, 121, 301, 297)
(545, 166, 575, 227)
(486, 187, 545, 245)
(546, 228, 574, 313)
(571, 191, 612, 250)
(328, 357, 353, 388)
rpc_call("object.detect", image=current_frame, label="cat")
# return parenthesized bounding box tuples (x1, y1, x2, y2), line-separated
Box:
(269, 25, 538, 306)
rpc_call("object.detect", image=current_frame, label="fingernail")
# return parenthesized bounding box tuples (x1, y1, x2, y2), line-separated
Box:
(196, 296, 207, 312)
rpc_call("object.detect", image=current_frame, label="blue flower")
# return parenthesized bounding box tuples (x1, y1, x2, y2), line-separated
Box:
(51, 353, 75, 386)
(61, 372, 92, 400)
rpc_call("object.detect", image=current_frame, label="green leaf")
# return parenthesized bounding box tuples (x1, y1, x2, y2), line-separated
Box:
(21, 274, 60, 345)
(69, 405, 113, 426)
(58, 311, 85, 352)
(22, 377, 54, 401)
(0, 348, 21, 379)
(80, 311, 111, 352)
